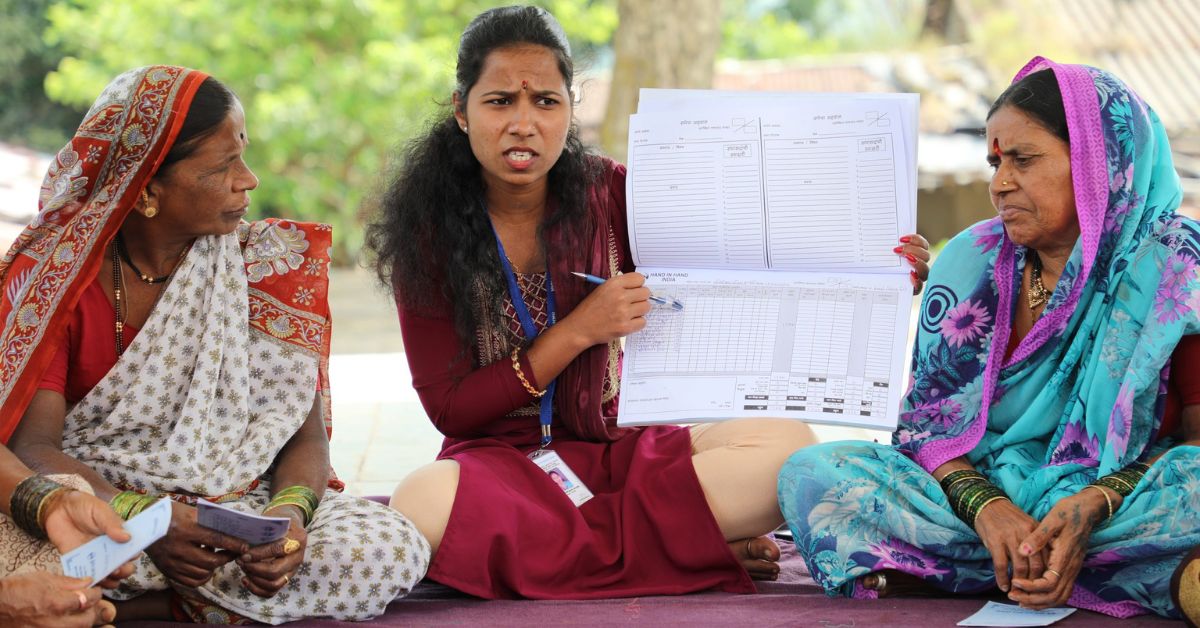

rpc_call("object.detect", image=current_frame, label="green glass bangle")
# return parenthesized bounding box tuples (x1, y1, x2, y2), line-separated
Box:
(947, 479, 1008, 528)
(265, 497, 314, 520)
(940, 470, 986, 491)
(109, 491, 159, 520)
(969, 495, 1010, 527)
(273, 486, 319, 504)
(267, 485, 319, 524)
(948, 479, 990, 513)
(266, 486, 319, 526)
(1090, 459, 1150, 500)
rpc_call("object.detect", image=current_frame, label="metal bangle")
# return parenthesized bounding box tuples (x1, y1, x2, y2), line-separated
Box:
(1082, 484, 1115, 521)
(510, 348, 545, 398)
(969, 495, 1010, 527)
(10, 475, 65, 540)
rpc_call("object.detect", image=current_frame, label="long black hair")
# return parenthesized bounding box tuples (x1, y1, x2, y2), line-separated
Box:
(987, 69, 1068, 143)
(366, 6, 598, 344)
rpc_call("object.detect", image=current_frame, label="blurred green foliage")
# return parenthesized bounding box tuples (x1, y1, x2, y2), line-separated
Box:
(38, 0, 618, 262)
(720, 0, 923, 59)
(3, 0, 927, 262)
(0, 0, 87, 151)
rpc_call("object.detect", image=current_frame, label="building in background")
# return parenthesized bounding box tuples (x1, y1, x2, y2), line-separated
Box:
(578, 0, 1200, 244)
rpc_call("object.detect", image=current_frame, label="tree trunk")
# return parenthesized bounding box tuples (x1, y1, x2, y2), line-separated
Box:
(598, 0, 721, 161)
(920, 0, 955, 39)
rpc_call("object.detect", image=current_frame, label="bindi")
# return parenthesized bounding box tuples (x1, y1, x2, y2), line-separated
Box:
(521, 80, 528, 91)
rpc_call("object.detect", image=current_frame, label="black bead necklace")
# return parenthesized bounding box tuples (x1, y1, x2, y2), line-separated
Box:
(116, 233, 173, 284)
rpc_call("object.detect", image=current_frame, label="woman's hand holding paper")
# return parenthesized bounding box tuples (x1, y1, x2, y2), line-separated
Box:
(146, 502, 248, 588)
(896, 233, 931, 294)
(236, 515, 308, 598)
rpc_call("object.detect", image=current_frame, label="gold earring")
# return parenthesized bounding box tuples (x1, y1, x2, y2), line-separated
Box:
(140, 189, 158, 218)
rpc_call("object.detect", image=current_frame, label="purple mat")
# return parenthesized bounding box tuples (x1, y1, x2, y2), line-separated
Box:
(123, 498, 1174, 626)
(122, 541, 1175, 626)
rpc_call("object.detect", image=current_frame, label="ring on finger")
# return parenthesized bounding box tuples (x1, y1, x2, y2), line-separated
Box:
(283, 538, 301, 555)
(75, 590, 89, 610)
(283, 573, 291, 586)
(1045, 568, 1062, 579)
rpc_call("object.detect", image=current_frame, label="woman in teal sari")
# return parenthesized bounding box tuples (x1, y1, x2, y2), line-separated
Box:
(778, 57, 1200, 621)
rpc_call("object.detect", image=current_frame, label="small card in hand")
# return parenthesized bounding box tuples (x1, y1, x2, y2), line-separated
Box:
(196, 499, 290, 545)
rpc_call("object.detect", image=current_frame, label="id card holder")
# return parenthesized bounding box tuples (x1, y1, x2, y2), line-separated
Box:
(529, 449, 594, 507)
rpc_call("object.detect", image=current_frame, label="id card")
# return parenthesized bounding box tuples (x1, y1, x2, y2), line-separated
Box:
(530, 450, 593, 507)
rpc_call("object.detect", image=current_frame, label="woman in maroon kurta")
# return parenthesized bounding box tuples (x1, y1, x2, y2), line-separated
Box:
(367, 6, 931, 599)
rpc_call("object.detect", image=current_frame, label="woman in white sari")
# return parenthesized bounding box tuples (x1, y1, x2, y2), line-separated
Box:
(1, 66, 429, 624)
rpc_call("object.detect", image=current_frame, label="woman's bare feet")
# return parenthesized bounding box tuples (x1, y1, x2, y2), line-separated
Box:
(730, 536, 781, 580)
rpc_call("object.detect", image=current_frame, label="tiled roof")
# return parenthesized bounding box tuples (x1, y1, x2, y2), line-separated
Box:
(954, 0, 1200, 133)
(953, 0, 1200, 208)
(581, 1, 1200, 204)
(713, 59, 891, 93)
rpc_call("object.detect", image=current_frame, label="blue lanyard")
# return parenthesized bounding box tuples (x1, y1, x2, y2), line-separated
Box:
(492, 227, 557, 448)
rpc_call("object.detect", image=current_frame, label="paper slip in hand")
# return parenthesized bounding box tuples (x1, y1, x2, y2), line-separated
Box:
(197, 499, 290, 545)
(61, 497, 171, 586)
(958, 601, 1077, 627)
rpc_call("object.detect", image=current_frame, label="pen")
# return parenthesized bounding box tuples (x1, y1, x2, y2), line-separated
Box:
(571, 272, 684, 311)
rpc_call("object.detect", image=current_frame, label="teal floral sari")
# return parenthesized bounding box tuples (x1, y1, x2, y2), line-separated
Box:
(779, 57, 1200, 619)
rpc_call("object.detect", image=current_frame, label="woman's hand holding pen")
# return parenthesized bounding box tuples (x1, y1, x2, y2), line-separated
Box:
(521, 273, 650, 389)
(559, 272, 652, 347)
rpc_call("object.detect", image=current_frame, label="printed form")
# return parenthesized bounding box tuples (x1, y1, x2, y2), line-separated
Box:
(617, 91, 917, 430)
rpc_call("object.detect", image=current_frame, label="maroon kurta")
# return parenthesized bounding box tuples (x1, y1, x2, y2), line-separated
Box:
(398, 160, 752, 599)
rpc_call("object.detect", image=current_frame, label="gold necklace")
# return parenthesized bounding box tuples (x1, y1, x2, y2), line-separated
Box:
(1028, 251, 1050, 311)
(111, 244, 128, 355)
(506, 256, 527, 292)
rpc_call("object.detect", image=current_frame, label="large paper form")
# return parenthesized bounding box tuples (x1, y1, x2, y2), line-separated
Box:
(617, 90, 918, 430)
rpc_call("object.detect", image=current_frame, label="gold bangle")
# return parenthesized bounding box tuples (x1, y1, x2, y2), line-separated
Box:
(35, 487, 72, 532)
(265, 498, 314, 525)
(1083, 485, 1115, 520)
(510, 348, 545, 398)
(972, 495, 1009, 521)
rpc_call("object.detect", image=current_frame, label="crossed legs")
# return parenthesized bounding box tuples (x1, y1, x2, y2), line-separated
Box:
(689, 418, 817, 578)
(389, 418, 816, 577)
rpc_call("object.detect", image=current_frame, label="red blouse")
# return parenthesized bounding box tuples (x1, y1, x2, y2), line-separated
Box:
(1161, 334, 1200, 436)
(38, 277, 140, 403)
